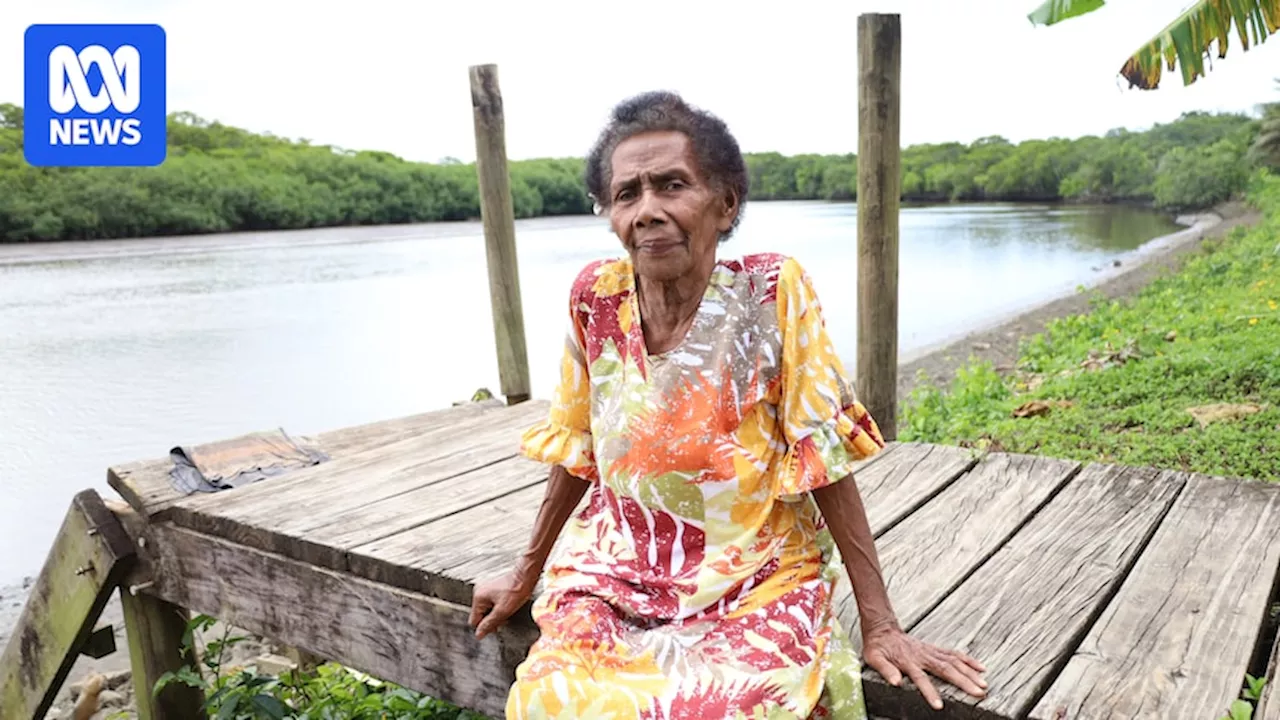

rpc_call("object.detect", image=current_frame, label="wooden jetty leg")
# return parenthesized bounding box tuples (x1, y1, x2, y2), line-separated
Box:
(856, 12, 902, 441)
(121, 589, 204, 720)
(0, 490, 135, 720)
(470, 63, 532, 406)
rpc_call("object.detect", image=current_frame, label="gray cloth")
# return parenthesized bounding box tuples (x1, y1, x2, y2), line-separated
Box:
(169, 428, 329, 495)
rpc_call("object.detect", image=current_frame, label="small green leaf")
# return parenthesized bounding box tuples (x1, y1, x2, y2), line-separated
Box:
(1246, 674, 1267, 700)
(1230, 698, 1253, 720)
(216, 693, 242, 720)
(251, 693, 289, 719)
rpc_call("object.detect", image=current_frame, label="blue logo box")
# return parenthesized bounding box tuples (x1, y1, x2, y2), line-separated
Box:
(24, 24, 167, 167)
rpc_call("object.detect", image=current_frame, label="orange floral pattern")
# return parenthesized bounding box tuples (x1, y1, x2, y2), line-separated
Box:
(514, 254, 885, 720)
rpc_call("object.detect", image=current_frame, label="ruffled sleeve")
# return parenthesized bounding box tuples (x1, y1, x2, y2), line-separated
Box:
(773, 258, 885, 501)
(519, 282, 598, 482)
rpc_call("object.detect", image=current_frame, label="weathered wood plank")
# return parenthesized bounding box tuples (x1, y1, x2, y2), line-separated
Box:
(121, 590, 204, 720)
(165, 444, 546, 589)
(107, 398, 517, 518)
(0, 490, 135, 720)
(835, 453, 1080, 650)
(1030, 473, 1280, 720)
(855, 443, 977, 533)
(168, 394, 545, 540)
(864, 463, 1186, 720)
(354, 480, 551, 606)
(140, 522, 536, 719)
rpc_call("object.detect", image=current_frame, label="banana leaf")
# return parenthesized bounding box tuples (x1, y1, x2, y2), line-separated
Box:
(1027, 0, 1280, 89)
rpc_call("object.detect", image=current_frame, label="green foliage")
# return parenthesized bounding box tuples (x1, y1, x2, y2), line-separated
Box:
(156, 614, 488, 719)
(0, 105, 1259, 243)
(900, 173, 1280, 480)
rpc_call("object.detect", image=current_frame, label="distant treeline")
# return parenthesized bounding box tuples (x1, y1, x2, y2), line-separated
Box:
(0, 102, 1259, 243)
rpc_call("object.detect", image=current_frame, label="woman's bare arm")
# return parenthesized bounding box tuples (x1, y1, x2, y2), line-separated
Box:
(470, 465, 589, 638)
(811, 475, 898, 633)
(813, 475, 987, 710)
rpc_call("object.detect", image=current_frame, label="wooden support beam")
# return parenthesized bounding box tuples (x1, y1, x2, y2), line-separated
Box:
(0, 490, 134, 720)
(139, 521, 538, 719)
(469, 63, 531, 406)
(855, 12, 902, 441)
(121, 589, 204, 720)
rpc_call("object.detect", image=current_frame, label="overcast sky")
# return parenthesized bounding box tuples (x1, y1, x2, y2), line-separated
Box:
(4, 0, 1279, 163)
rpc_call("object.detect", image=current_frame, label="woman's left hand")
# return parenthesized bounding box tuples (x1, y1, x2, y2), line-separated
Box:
(862, 622, 988, 711)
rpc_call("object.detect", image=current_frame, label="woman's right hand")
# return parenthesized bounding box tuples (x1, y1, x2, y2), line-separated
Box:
(469, 569, 536, 639)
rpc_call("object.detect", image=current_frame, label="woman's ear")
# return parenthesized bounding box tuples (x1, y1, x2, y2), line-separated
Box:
(717, 189, 740, 233)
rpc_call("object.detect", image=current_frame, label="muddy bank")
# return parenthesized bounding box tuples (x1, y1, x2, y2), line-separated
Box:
(894, 201, 1260, 403)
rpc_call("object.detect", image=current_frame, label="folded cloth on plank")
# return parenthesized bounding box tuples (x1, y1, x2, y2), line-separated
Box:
(169, 428, 330, 495)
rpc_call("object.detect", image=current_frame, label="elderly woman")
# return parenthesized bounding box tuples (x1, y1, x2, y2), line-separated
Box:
(469, 91, 987, 719)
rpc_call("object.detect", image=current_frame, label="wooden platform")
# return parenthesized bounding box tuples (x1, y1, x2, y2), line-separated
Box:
(104, 399, 1280, 720)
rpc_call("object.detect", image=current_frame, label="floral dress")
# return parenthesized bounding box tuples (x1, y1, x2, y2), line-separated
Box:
(511, 253, 885, 720)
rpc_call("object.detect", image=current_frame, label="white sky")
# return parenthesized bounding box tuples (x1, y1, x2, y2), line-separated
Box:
(3, 0, 1279, 163)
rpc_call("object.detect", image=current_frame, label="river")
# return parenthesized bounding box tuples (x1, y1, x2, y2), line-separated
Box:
(0, 200, 1178, 589)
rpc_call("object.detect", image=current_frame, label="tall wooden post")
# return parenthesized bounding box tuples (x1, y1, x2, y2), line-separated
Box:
(856, 14, 902, 441)
(469, 64, 531, 405)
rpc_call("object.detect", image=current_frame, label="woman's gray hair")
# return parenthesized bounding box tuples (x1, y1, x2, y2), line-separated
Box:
(585, 91, 749, 241)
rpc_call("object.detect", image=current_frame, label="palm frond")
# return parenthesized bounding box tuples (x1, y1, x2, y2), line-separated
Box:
(1029, 0, 1280, 89)
(1027, 0, 1107, 26)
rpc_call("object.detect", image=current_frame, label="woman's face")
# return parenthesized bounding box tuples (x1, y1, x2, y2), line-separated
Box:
(607, 131, 737, 283)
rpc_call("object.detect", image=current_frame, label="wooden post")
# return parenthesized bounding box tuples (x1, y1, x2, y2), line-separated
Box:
(121, 590, 204, 720)
(856, 13, 902, 441)
(469, 64, 531, 406)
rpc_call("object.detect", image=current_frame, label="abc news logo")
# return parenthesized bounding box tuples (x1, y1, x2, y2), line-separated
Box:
(48, 44, 143, 147)
(24, 24, 167, 167)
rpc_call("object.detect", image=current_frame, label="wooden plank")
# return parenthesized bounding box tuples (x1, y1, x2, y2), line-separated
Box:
(1030, 473, 1280, 720)
(855, 12, 902, 440)
(856, 442, 977, 533)
(834, 453, 1080, 650)
(0, 490, 135, 720)
(162, 410, 548, 580)
(139, 522, 537, 719)
(106, 397, 515, 518)
(469, 63, 531, 405)
(353, 480, 551, 606)
(864, 463, 1186, 720)
(167, 399, 544, 537)
(121, 590, 204, 720)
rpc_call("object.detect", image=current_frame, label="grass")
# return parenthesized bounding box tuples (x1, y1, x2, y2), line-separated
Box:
(900, 172, 1280, 481)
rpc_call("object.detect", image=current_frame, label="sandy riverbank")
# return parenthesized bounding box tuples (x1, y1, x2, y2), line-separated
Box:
(0, 200, 1261, 719)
